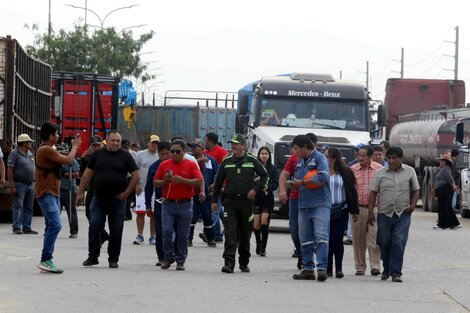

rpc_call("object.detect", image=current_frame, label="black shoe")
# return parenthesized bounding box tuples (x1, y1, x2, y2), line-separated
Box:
(188, 240, 193, 247)
(392, 275, 402, 282)
(259, 250, 266, 257)
(199, 233, 208, 243)
(292, 251, 298, 258)
(207, 240, 217, 247)
(156, 260, 162, 267)
(83, 258, 99, 267)
(109, 262, 118, 268)
(296, 258, 303, 270)
(343, 239, 353, 245)
(221, 265, 234, 273)
(371, 268, 381, 276)
(336, 271, 344, 278)
(256, 243, 261, 255)
(161, 259, 174, 269)
(12, 228, 22, 235)
(317, 270, 328, 282)
(381, 272, 391, 281)
(240, 265, 250, 273)
(326, 271, 333, 277)
(23, 229, 38, 234)
(176, 263, 185, 271)
(293, 270, 315, 280)
(355, 271, 365, 276)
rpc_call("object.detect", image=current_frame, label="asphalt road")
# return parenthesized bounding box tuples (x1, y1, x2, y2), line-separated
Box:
(1, 206, 470, 313)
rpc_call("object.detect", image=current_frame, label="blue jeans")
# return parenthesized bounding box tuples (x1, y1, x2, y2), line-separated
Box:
(288, 199, 301, 257)
(153, 201, 164, 261)
(212, 197, 224, 240)
(190, 196, 214, 241)
(377, 213, 411, 278)
(298, 206, 330, 271)
(88, 196, 125, 263)
(162, 200, 193, 264)
(37, 193, 62, 262)
(12, 182, 35, 231)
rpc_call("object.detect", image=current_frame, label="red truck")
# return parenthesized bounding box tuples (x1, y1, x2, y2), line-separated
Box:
(381, 78, 466, 139)
(51, 72, 119, 156)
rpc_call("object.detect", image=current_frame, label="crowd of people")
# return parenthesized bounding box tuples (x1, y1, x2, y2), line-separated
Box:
(0, 122, 463, 281)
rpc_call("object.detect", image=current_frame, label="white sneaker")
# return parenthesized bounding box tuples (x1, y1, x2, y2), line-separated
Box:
(133, 235, 144, 245)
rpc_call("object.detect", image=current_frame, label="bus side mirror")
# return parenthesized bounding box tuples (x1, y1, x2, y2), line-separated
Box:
(456, 122, 464, 146)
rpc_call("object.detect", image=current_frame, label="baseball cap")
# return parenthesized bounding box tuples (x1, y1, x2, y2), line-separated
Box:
(228, 134, 246, 145)
(91, 135, 102, 145)
(149, 134, 160, 143)
(354, 143, 365, 150)
(188, 138, 204, 148)
(121, 139, 130, 146)
(55, 143, 70, 154)
(17, 134, 34, 143)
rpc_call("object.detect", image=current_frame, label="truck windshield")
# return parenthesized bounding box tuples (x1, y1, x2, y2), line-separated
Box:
(257, 97, 367, 131)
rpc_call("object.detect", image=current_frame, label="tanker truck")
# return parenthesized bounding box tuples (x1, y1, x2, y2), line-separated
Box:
(389, 108, 470, 214)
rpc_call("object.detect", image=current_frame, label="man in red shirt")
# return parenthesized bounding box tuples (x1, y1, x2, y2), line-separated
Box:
(203, 132, 228, 242)
(154, 139, 203, 271)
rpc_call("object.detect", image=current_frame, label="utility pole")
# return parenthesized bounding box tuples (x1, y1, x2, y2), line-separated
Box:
(366, 61, 369, 91)
(444, 26, 459, 80)
(48, 0, 52, 37)
(400, 47, 404, 78)
(339, 70, 342, 79)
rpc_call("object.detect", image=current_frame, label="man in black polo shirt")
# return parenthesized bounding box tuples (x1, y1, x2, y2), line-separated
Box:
(7, 134, 37, 235)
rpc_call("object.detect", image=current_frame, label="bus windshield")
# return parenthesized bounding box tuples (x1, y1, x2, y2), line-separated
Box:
(257, 97, 367, 131)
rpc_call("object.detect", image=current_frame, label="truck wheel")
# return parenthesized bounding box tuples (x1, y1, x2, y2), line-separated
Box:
(461, 209, 470, 218)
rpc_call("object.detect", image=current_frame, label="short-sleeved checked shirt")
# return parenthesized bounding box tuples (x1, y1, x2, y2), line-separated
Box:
(370, 163, 420, 217)
(351, 161, 383, 206)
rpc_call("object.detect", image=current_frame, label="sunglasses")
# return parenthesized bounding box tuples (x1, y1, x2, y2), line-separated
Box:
(170, 149, 182, 154)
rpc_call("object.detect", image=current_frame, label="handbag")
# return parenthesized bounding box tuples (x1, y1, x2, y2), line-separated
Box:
(330, 202, 345, 221)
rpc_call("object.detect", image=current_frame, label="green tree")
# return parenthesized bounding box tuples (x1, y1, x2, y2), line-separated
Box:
(26, 25, 155, 82)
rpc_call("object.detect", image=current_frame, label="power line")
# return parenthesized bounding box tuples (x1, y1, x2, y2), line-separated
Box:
(405, 41, 444, 67)
(415, 56, 445, 77)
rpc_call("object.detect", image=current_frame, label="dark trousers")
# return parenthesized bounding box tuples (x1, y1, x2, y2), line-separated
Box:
(327, 209, 349, 272)
(189, 195, 215, 241)
(436, 184, 460, 229)
(60, 188, 78, 235)
(222, 198, 253, 267)
(86, 191, 109, 242)
(153, 201, 164, 261)
(88, 196, 125, 263)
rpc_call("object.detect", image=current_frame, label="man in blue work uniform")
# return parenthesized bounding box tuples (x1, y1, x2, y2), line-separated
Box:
(211, 134, 268, 273)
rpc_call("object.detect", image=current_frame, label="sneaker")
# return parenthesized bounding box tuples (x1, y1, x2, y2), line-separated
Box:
(381, 272, 391, 281)
(371, 268, 381, 276)
(23, 229, 38, 234)
(176, 263, 185, 271)
(161, 259, 175, 270)
(133, 235, 144, 245)
(83, 258, 99, 267)
(240, 265, 250, 273)
(343, 239, 353, 245)
(221, 265, 234, 273)
(199, 233, 208, 243)
(109, 262, 119, 268)
(69, 233, 78, 238)
(293, 270, 316, 280)
(37, 260, 63, 274)
(317, 270, 328, 282)
(336, 271, 344, 278)
(207, 240, 217, 247)
(451, 224, 462, 230)
(149, 235, 156, 245)
(12, 228, 22, 235)
(392, 275, 403, 282)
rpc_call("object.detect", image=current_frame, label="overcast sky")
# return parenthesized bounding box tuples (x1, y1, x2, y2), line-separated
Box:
(2, 0, 470, 104)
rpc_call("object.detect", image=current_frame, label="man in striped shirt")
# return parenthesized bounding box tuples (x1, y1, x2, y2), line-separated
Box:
(350, 145, 382, 276)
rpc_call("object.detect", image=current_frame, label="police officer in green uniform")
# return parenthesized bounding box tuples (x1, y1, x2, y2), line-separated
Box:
(211, 134, 268, 273)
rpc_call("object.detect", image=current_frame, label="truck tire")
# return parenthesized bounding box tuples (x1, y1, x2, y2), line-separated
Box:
(461, 209, 470, 218)
(422, 167, 429, 211)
